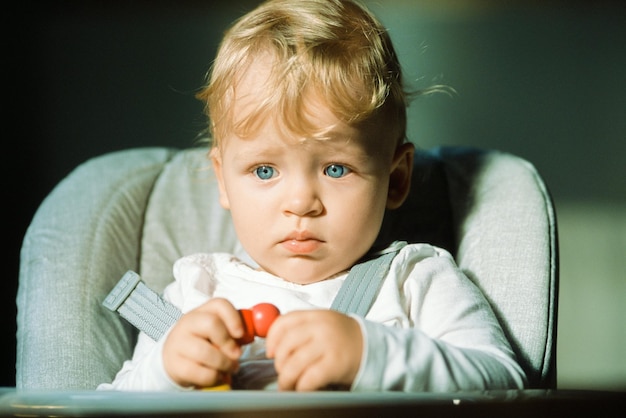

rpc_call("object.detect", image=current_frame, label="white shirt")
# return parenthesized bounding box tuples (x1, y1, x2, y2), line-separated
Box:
(98, 243, 527, 391)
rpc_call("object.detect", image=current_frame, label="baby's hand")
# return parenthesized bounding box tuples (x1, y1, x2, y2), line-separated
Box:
(162, 298, 244, 388)
(265, 310, 363, 391)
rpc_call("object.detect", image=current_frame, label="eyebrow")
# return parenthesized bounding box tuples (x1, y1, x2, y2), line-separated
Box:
(227, 128, 374, 162)
(228, 141, 285, 162)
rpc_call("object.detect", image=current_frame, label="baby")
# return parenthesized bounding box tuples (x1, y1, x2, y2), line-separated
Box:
(99, 0, 526, 392)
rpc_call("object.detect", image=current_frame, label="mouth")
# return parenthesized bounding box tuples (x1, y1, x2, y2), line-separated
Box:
(280, 232, 324, 255)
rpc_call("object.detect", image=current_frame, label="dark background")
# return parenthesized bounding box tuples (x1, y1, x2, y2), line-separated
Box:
(6, 0, 626, 389)
(6, 0, 260, 388)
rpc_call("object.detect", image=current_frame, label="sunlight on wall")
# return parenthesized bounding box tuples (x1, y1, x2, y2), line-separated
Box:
(557, 202, 626, 390)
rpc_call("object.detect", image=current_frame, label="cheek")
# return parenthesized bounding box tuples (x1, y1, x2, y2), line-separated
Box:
(225, 189, 275, 249)
(362, 183, 389, 231)
(229, 206, 264, 258)
(228, 195, 263, 231)
(331, 186, 387, 236)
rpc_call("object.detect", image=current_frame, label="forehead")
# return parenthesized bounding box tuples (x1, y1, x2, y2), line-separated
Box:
(231, 53, 275, 115)
(224, 104, 360, 153)
(229, 57, 383, 143)
(230, 53, 334, 139)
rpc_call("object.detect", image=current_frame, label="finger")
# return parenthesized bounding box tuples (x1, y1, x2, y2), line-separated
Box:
(181, 334, 239, 372)
(266, 312, 307, 364)
(178, 310, 240, 360)
(163, 340, 222, 387)
(272, 332, 309, 385)
(266, 311, 307, 357)
(170, 354, 231, 388)
(191, 299, 245, 358)
(293, 356, 330, 392)
(164, 330, 239, 384)
(275, 339, 323, 391)
(196, 298, 246, 340)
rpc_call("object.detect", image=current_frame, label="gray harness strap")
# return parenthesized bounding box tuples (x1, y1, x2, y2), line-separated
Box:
(329, 241, 406, 317)
(103, 241, 406, 341)
(103, 271, 182, 342)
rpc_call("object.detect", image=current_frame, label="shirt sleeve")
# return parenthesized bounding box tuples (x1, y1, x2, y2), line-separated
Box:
(351, 245, 527, 392)
(97, 331, 191, 391)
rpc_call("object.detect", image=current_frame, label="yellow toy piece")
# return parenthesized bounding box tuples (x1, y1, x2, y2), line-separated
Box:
(202, 383, 231, 391)
(201, 374, 232, 391)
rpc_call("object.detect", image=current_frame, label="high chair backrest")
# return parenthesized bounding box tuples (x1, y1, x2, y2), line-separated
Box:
(17, 146, 558, 390)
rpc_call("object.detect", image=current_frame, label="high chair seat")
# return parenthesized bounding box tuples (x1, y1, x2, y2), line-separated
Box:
(17, 146, 558, 389)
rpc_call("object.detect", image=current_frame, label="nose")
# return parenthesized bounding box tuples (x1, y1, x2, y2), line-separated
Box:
(281, 176, 324, 218)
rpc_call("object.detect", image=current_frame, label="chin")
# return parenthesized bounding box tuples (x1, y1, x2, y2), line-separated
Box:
(255, 252, 354, 284)
(277, 264, 349, 285)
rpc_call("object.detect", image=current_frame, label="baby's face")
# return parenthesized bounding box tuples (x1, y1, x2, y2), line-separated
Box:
(210, 60, 409, 284)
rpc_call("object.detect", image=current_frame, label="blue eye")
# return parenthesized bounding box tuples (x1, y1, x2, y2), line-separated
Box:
(324, 164, 350, 178)
(254, 165, 275, 180)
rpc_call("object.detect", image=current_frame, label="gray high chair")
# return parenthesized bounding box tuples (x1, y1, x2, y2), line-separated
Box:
(16, 146, 558, 390)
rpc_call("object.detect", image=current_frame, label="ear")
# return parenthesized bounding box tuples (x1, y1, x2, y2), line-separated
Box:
(386, 142, 414, 210)
(210, 147, 231, 210)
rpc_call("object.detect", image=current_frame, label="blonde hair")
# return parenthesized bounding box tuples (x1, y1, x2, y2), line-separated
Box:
(197, 0, 409, 148)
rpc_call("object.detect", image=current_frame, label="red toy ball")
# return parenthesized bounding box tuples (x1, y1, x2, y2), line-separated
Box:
(236, 303, 280, 345)
(251, 303, 281, 338)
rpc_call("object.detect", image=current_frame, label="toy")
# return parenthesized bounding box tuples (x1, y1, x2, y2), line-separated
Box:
(236, 303, 281, 344)
(205, 303, 280, 390)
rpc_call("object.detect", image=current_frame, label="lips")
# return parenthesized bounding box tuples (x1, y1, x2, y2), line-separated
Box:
(280, 232, 323, 255)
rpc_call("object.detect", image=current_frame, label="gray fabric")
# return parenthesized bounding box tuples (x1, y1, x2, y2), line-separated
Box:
(16, 145, 557, 390)
(433, 147, 558, 388)
(103, 271, 183, 342)
(138, 148, 240, 294)
(17, 147, 178, 389)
